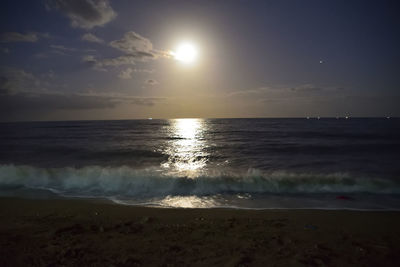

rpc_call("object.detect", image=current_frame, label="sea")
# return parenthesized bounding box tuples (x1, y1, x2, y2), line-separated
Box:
(1, 118, 399, 210)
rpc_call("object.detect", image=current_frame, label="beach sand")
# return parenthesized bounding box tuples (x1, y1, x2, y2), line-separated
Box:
(1, 197, 400, 266)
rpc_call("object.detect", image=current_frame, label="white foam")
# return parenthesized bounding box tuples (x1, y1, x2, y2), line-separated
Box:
(0, 164, 399, 198)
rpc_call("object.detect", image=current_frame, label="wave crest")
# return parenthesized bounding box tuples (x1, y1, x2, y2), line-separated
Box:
(0, 164, 398, 198)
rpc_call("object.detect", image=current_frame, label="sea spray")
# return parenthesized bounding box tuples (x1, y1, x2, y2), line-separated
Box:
(1, 164, 399, 198)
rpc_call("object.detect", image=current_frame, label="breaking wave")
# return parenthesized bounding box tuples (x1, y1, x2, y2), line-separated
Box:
(0, 164, 399, 198)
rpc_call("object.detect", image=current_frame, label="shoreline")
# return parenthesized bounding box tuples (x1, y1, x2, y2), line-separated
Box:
(7, 194, 400, 212)
(1, 197, 400, 266)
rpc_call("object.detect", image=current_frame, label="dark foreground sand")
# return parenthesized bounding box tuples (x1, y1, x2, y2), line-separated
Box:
(1, 197, 400, 266)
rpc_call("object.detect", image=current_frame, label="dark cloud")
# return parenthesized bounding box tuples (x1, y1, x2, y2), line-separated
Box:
(50, 44, 77, 51)
(222, 83, 399, 117)
(46, 0, 116, 29)
(118, 68, 154, 79)
(110, 31, 154, 56)
(0, 92, 163, 115)
(229, 84, 342, 99)
(0, 32, 38, 43)
(135, 69, 154, 74)
(0, 92, 117, 111)
(0, 67, 46, 94)
(100, 56, 137, 67)
(0, 89, 164, 121)
(0, 66, 163, 120)
(118, 68, 133, 79)
(290, 84, 323, 92)
(145, 79, 158, 85)
(107, 31, 159, 65)
(82, 55, 97, 64)
(0, 32, 50, 43)
(128, 97, 161, 106)
(0, 76, 9, 95)
(84, 31, 165, 72)
(82, 55, 138, 70)
(0, 47, 10, 53)
(81, 33, 104, 43)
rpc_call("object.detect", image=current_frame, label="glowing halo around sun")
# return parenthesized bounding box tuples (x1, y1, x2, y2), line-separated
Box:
(171, 42, 198, 64)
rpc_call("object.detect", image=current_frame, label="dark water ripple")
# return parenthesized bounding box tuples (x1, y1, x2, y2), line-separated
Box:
(0, 118, 399, 177)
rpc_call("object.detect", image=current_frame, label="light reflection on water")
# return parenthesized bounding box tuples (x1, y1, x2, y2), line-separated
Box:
(161, 118, 209, 177)
(159, 195, 217, 208)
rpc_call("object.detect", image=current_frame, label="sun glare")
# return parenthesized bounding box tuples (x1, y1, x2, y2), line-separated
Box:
(172, 42, 198, 63)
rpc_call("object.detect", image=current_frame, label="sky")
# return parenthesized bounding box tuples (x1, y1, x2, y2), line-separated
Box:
(0, 0, 399, 121)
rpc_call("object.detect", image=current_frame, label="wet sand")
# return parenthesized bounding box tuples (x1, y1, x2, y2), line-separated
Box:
(1, 197, 400, 266)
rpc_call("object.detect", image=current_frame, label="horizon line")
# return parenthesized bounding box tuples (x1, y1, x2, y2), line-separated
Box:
(1, 116, 397, 124)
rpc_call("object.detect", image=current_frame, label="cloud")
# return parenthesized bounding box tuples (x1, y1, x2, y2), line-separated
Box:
(0, 91, 166, 121)
(109, 31, 156, 60)
(46, 0, 116, 29)
(0, 67, 164, 120)
(0, 76, 8, 95)
(127, 97, 162, 106)
(0, 67, 47, 94)
(81, 33, 104, 43)
(82, 55, 97, 64)
(290, 84, 323, 93)
(82, 31, 166, 73)
(118, 68, 133, 79)
(34, 44, 89, 59)
(82, 55, 138, 70)
(145, 79, 159, 85)
(227, 87, 272, 97)
(229, 84, 341, 99)
(0, 47, 9, 53)
(0, 92, 118, 110)
(110, 32, 152, 54)
(0, 32, 38, 43)
(82, 55, 98, 64)
(225, 84, 352, 108)
(118, 68, 154, 79)
(100, 56, 137, 67)
(135, 69, 154, 74)
(34, 53, 49, 59)
(0, 92, 163, 114)
(50, 44, 77, 51)
(84, 31, 165, 72)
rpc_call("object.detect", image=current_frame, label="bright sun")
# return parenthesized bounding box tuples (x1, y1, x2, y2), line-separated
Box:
(172, 43, 198, 64)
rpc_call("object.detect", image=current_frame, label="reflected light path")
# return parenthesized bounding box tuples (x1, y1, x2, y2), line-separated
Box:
(162, 118, 209, 177)
(159, 196, 217, 208)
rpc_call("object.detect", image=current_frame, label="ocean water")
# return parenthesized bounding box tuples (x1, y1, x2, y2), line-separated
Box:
(1, 118, 399, 209)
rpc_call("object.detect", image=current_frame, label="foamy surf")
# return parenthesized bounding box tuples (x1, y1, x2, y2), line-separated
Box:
(1, 164, 400, 209)
(1, 164, 399, 195)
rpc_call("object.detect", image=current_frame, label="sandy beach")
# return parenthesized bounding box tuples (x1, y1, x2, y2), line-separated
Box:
(0, 197, 399, 266)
